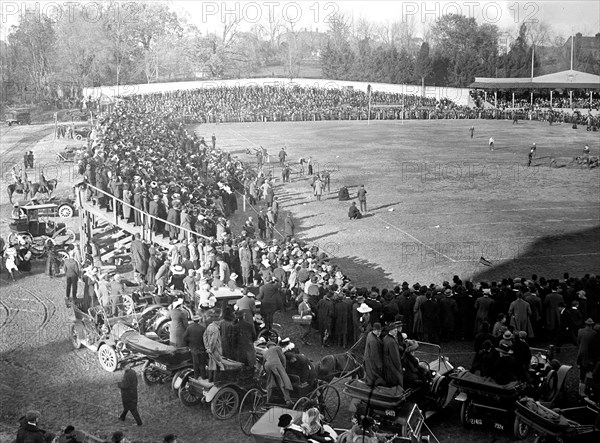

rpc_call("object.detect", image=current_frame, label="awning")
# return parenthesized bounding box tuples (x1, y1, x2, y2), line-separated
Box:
(470, 70, 600, 90)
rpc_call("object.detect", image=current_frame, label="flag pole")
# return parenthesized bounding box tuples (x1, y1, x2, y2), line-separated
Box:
(531, 44, 534, 79)
(570, 34, 574, 70)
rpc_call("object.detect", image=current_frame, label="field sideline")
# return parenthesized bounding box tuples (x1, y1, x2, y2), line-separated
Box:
(209, 118, 600, 286)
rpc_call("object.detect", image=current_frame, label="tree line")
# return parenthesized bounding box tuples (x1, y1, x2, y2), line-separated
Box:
(0, 2, 596, 106)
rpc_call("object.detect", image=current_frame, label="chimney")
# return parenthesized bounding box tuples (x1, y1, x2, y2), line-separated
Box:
(575, 32, 583, 39)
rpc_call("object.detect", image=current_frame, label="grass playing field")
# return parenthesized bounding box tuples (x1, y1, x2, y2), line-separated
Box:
(211, 118, 600, 287)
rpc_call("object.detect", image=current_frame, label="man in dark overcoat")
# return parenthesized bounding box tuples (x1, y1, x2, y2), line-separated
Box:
(363, 323, 385, 387)
(130, 233, 149, 283)
(118, 363, 142, 426)
(383, 321, 404, 388)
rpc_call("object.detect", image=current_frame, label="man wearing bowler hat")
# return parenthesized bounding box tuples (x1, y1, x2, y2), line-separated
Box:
(363, 322, 385, 387)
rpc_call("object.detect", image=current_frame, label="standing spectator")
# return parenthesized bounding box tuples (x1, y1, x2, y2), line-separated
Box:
(474, 288, 494, 335)
(234, 310, 256, 366)
(165, 299, 188, 347)
(257, 277, 283, 331)
(383, 321, 404, 388)
(544, 285, 564, 341)
(278, 147, 287, 165)
(577, 318, 597, 396)
(557, 302, 574, 350)
(317, 292, 334, 347)
(122, 183, 133, 223)
(509, 292, 534, 338)
(439, 289, 458, 341)
(266, 207, 276, 240)
(257, 211, 266, 239)
(469, 125, 475, 139)
(489, 137, 494, 151)
(313, 175, 323, 201)
(235, 288, 256, 324)
(183, 314, 208, 379)
(219, 307, 237, 360)
(117, 362, 143, 426)
(333, 292, 352, 348)
(525, 287, 542, 340)
(421, 292, 440, 343)
(211, 133, 216, 149)
(183, 269, 196, 304)
(307, 156, 313, 175)
(130, 233, 149, 284)
(204, 317, 225, 382)
(166, 201, 181, 243)
(357, 185, 367, 212)
(45, 240, 59, 277)
(363, 322, 385, 387)
(63, 253, 81, 300)
(109, 274, 125, 316)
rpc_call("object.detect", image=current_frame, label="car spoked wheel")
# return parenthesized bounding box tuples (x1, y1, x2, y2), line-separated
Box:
(98, 344, 118, 372)
(58, 204, 74, 218)
(157, 322, 171, 342)
(142, 361, 163, 385)
(211, 387, 240, 420)
(178, 382, 202, 406)
(460, 399, 473, 428)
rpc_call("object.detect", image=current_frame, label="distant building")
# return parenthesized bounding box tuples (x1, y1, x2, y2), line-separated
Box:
(564, 33, 600, 60)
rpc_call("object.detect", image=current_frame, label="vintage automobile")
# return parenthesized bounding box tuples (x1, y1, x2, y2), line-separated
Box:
(248, 404, 439, 443)
(450, 347, 572, 437)
(68, 302, 179, 372)
(73, 127, 91, 140)
(6, 108, 31, 126)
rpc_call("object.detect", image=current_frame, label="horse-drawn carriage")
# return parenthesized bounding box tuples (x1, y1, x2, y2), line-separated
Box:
(449, 346, 572, 438)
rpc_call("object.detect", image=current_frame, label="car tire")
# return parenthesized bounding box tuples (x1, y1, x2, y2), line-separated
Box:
(58, 204, 74, 218)
(98, 344, 119, 372)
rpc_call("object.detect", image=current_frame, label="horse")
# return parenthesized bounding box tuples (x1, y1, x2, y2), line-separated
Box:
(315, 351, 364, 383)
(7, 179, 57, 204)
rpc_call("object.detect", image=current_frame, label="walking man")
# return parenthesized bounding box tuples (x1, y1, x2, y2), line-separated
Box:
(489, 137, 495, 151)
(278, 147, 287, 166)
(469, 125, 475, 139)
(117, 362, 142, 426)
(357, 184, 367, 212)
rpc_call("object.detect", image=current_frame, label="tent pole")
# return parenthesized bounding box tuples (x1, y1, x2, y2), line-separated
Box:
(550, 90, 553, 108)
(494, 91, 497, 108)
(569, 90, 573, 108)
(512, 92, 514, 108)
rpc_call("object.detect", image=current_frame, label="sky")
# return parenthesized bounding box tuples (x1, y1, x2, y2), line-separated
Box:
(1, 1, 599, 41)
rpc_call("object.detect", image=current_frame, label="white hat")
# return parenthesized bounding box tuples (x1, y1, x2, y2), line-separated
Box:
(230, 273, 238, 280)
(172, 298, 184, 308)
(262, 259, 271, 268)
(171, 265, 185, 276)
(357, 303, 372, 314)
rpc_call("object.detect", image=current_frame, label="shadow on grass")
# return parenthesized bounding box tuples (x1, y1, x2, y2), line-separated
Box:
(472, 225, 600, 283)
(329, 255, 396, 289)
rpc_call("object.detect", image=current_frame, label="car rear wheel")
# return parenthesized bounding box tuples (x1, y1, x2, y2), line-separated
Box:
(179, 381, 202, 406)
(211, 387, 239, 420)
(459, 399, 473, 428)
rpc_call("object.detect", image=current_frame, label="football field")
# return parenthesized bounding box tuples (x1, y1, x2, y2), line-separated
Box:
(211, 118, 600, 286)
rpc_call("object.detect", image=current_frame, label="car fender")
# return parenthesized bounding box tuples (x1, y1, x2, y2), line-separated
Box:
(205, 384, 235, 403)
(556, 364, 572, 392)
(140, 304, 164, 317)
(173, 368, 194, 391)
